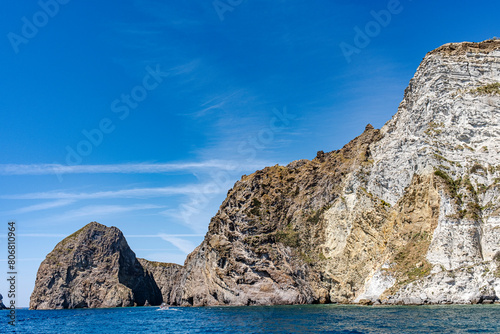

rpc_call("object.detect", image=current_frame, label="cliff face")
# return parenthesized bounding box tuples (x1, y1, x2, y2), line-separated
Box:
(137, 259, 183, 304)
(31, 40, 500, 309)
(364, 39, 500, 304)
(170, 39, 500, 306)
(29, 222, 162, 309)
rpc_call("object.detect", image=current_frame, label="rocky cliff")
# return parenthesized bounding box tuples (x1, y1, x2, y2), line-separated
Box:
(30, 222, 163, 309)
(31, 39, 500, 309)
(170, 39, 500, 306)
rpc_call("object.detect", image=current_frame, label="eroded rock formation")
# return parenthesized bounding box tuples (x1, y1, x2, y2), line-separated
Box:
(29, 222, 162, 309)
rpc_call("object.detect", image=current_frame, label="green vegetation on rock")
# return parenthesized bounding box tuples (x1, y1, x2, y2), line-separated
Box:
(275, 224, 300, 248)
(425, 121, 444, 136)
(249, 198, 262, 216)
(391, 232, 432, 287)
(434, 169, 460, 199)
(470, 82, 500, 95)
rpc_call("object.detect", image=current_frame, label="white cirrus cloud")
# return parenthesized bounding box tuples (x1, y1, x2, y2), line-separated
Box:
(0, 233, 67, 238)
(0, 184, 223, 200)
(0, 258, 45, 262)
(0, 160, 271, 176)
(158, 233, 197, 254)
(46, 204, 165, 222)
(3, 199, 75, 215)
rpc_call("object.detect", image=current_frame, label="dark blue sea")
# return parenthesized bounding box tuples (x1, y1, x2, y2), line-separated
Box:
(1, 304, 499, 333)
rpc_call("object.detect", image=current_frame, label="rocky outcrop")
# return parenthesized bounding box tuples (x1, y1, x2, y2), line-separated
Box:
(32, 39, 500, 308)
(29, 222, 163, 309)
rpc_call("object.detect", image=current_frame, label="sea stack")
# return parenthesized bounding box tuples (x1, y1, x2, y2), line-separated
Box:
(29, 222, 162, 309)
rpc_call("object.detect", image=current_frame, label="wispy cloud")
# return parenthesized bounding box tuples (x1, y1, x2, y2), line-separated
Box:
(158, 233, 197, 254)
(3, 199, 75, 215)
(1, 184, 223, 200)
(0, 258, 45, 262)
(53, 204, 165, 221)
(0, 233, 67, 238)
(186, 89, 247, 118)
(25, 204, 166, 225)
(19, 233, 67, 237)
(0, 160, 266, 176)
(160, 201, 220, 233)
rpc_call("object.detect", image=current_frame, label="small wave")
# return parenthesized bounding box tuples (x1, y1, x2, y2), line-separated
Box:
(156, 308, 180, 312)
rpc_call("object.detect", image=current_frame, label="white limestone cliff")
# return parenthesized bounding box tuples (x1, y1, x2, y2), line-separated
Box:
(358, 40, 500, 303)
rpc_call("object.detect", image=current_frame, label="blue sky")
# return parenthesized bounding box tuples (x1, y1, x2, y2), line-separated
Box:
(0, 0, 498, 307)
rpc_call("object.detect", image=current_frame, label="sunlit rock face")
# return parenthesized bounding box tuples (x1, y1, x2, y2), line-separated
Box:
(172, 40, 500, 306)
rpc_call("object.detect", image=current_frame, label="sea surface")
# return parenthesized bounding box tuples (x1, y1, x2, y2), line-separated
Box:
(1, 304, 499, 333)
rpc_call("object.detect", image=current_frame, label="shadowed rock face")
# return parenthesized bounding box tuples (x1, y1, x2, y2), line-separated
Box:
(29, 222, 162, 310)
(138, 259, 183, 304)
